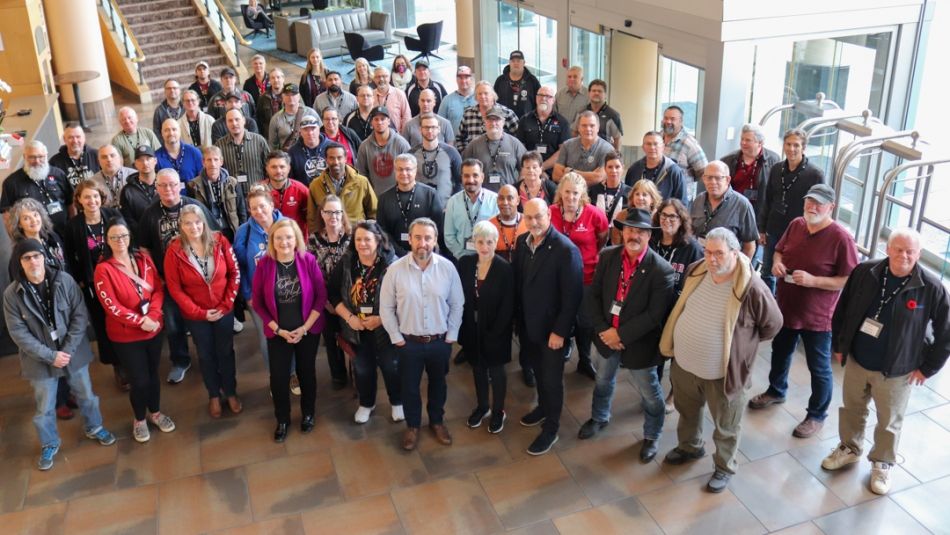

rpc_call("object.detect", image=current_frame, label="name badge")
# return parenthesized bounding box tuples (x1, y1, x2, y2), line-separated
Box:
(400, 232, 409, 242)
(860, 318, 883, 338)
(465, 239, 477, 251)
(50, 329, 60, 342)
(140, 301, 150, 315)
(784, 273, 795, 284)
(536, 144, 548, 155)
(610, 300, 622, 316)
(359, 306, 373, 315)
(488, 173, 501, 184)
(586, 155, 594, 164)
(236, 174, 249, 183)
(46, 202, 63, 215)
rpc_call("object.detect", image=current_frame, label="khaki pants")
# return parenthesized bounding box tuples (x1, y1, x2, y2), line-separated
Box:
(838, 359, 912, 464)
(670, 360, 746, 474)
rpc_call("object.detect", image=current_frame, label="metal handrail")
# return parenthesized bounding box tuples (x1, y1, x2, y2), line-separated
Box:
(758, 92, 842, 127)
(868, 158, 950, 259)
(194, 0, 251, 67)
(832, 131, 917, 200)
(100, 0, 147, 84)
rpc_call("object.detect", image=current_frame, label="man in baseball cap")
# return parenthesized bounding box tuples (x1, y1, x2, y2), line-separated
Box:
(493, 50, 541, 117)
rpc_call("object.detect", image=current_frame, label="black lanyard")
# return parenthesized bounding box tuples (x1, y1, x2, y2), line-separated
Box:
(26, 279, 56, 330)
(32, 177, 55, 205)
(234, 140, 246, 174)
(322, 172, 345, 197)
(488, 140, 502, 172)
(396, 186, 416, 231)
(602, 186, 623, 219)
(615, 257, 639, 307)
(499, 214, 521, 256)
(561, 205, 583, 239)
(134, 179, 156, 203)
(356, 255, 380, 305)
(655, 243, 679, 264)
(86, 220, 105, 262)
(874, 267, 910, 320)
(464, 192, 482, 227)
(189, 245, 211, 280)
(780, 158, 807, 211)
(702, 195, 729, 234)
(169, 147, 186, 174)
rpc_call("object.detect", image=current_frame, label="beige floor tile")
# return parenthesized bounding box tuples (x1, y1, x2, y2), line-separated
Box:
(0, 454, 31, 514)
(891, 473, 950, 534)
(245, 450, 343, 520)
(211, 514, 306, 535)
(24, 437, 118, 506)
(157, 468, 252, 535)
(637, 478, 766, 535)
(415, 416, 512, 479)
(115, 428, 202, 488)
(813, 497, 931, 535)
(0, 502, 67, 534)
(331, 432, 429, 500)
(63, 485, 158, 535)
(768, 521, 826, 535)
(476, 455, 590, 529)
(552, 496, 664, 534)
(738, 406, 823, 461)
(300, 494, 403, 535)
(729, 452, 846, 531)
(557, 434, 674, 505)
(895, 412, 950, 482)
(198, 409, 288, 473)
(391, 473, 502, 535)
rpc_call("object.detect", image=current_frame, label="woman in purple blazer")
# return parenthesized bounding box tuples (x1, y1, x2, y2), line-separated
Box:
(251, 219, 327, 443)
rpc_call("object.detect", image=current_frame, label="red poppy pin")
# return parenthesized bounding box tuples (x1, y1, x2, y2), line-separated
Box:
(907, 299, 918, 310)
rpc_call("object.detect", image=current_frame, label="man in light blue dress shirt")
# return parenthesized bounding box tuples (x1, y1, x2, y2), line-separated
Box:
(380, 217, 464, 451)
(443, 159, 499, 260)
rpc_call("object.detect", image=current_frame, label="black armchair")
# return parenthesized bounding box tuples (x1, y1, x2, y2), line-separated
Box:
(241, 5, 270, 39)
(344, 32, 385, 74)
(405, 21, 443, 63)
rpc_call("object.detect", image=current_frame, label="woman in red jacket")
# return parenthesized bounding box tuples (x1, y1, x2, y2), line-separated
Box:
(164, 205, 243, 418)
(94, 218, 176, 443)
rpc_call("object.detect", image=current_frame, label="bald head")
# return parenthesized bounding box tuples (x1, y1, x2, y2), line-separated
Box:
(523, 198, 551, 238)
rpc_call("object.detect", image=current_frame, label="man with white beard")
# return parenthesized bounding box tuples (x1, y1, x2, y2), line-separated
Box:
(0, 141, 73, 236)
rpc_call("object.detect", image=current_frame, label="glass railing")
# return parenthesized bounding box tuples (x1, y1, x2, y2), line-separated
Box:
(99, 0, 146, 84)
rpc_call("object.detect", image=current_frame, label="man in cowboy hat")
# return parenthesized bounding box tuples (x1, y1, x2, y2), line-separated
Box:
(577, 208, 676, 463)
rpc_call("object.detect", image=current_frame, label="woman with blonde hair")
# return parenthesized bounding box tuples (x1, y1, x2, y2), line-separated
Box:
(611, 178, 663, 245)
(349, 58, 375, 96)
(252, 219, 326, 442)
(550, 172, 609, 379)
(299, 48, 327, 108)
(163, 205, 242, 418)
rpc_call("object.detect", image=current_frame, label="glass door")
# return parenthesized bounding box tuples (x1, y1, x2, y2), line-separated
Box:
(570, 26, 607, 83)
(495, 1, 558, 84)
(656, 56, 704, 137)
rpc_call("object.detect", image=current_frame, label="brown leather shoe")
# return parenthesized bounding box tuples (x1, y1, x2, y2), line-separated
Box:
(792, 417, 823, 438)
(402, 428, 420, 451)
(227, 396, 243, 414)
(208, 397, 222, 419)
(430, 423, 453, 446)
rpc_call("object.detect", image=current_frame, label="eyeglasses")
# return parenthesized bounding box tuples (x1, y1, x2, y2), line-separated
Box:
(702, 175, 728, 181)
(108, 234, 130, 242)
(659, 213, 680, 221)
(322, 210, 343, 217)
(704, 250, 730, 260)
(156, 183, 180, 190)
(537, 94, 555, 99)
(21, 252, 45, 262)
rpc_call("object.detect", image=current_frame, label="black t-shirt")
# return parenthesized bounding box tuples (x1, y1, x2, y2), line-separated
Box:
(158, 203, 183, 251)
(516, 111, 571, 157)
(852, 269, 911, 372)
(275, 260, 304, 329)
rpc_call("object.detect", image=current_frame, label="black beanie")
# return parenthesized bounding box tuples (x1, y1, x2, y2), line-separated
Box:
(13, 239, 46, 281)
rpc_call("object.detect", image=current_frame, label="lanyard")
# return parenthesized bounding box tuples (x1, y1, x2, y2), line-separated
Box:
(655, 243, 679, 264)
(234, 140, 246, 174)
(397, 186, 416, 231)
(780, 158, 807, 211)
(169, 147, 185, 174)
(189, 245, 212, 280)
(520, 181, 545, 203)
(134, 178, 156, 203)
(356, 255, 380, 305)
(464, 192, 482, 227)
(26, 279, 57, 332)
(874, 266, 910, 320)
(421, 147, 440, 179)
(702, 195, 728, 234)
(603, 186, 624, 219)
(534, 114, 557, 143)
(561, 205, 583, 239)
(615, 258, 638, 307)
(488, 140, 502, 172)
(86, 220, 105, 261)
(498, 214, 521, 257)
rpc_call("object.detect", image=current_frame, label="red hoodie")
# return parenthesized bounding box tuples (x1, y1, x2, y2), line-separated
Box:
(163, 232, 240, 321)
(94, 251, 165, 343)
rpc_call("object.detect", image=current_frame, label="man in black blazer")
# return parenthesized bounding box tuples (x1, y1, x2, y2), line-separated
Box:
(578, 208, 676, 461)
(513, 198, 584, 456)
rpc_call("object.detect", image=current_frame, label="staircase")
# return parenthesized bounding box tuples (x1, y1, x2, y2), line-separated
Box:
(115, 0, 232, 102)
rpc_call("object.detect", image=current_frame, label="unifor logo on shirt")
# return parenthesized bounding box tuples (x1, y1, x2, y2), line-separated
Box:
(159, 213, 181, 249)
(373, 153, 394, 179)
(67, 165, 93, 188)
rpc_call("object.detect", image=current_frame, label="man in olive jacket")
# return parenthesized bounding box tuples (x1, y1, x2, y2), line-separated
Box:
(3, 239, 116, 471)
(578, 208, 675, 463)
(659, 227, 782, 493)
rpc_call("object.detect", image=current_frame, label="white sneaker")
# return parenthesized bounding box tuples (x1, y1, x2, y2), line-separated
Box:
(133, 419, 150, 443)
(869, 461, 891, 494)
(354, 405, 375, 424)
(391, 405, 405, 422)
(821, 443, 861, 470)
(233, 318, 244, 333)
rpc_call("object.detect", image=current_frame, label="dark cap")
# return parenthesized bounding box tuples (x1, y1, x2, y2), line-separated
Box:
(509, 50, 525, 60)
(613, 208, 659, 231)
(485, 105, 506, 119)
(369, 106, 390, 119)
(281, 83, 299, 95)
(134, 145, 155, 159)
(414, 60, 429, 70)
(220, 66, 236, 78)
(803, 183, 835, 204)
(223, 91, 242, 101)
(299, 115, 320, 129)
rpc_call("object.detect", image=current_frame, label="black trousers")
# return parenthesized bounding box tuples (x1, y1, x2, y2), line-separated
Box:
(114, 333, 166, 420)
(267, 333, 318, 424)
(473, 363, 507, 413)
(320, 315, 347, 382)
(520, 336, 567, 434)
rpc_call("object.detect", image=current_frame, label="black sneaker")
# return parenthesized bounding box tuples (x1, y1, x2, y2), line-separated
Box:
(488, 410, 507, 434)
(467, 407, 491, 428)
(522, 369, 536, 388)
(577, 418, 608, 439)
(519, 407, 545, 427)
(663, 446, 706, 465)
(526, 431, 559, 455)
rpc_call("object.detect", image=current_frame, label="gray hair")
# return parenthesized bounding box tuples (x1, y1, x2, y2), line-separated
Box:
(576, 110, 599, 125)
(706, 160, 730, 177)
(409, 217, 438, 236)
(182, 89, 200, 101)
(394, 153, 417, 168)
(201, 145, 223, 158)
(156, 168, 181, 184)
(472, 220, 499, 242)
(887, 227, 921, 247)
(741, 123, 765, 144)
(705, 227, 740, 251)
(7, 198, 54, 241)
(25, 140, 48, 154)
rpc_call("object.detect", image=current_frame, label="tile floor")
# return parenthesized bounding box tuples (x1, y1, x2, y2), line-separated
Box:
(3, 38, 950, 535)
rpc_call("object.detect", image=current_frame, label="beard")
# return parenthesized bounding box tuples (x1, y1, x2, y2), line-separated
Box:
(537, 102, 549, 113)
(26, 163, 50, 182)
(329, 84, 342, 94)
(662, 124, 677, 136)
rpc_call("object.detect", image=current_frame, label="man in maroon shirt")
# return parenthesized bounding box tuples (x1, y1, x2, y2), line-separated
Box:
(747, 184, 858, 438)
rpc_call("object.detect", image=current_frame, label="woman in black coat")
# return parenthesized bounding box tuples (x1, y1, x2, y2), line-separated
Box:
(459, 221, 514, 434)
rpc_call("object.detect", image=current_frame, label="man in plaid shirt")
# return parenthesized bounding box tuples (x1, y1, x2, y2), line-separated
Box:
(455, 81, 520, 153)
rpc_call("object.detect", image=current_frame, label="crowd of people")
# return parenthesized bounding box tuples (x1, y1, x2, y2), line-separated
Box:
(2, 50, 948, 499)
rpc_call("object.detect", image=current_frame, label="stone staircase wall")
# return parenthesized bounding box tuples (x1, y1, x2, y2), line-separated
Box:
(116, 0, 232, 102)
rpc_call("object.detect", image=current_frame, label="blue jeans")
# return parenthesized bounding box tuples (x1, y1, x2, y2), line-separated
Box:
(163, 295, 191, 367)
(767, 328, 833, 421)
(186, 313, 237, 398)
(354, 340, 401, 408)
(31, 366, 103, 447)
(760, 232, 780, 294)
(590, 347, 666, 440)
(398, 339, 451, 428)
